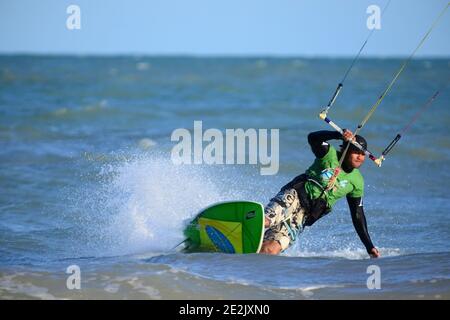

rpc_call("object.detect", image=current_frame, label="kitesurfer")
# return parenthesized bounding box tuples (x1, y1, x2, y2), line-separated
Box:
(260, 129, 380, 258)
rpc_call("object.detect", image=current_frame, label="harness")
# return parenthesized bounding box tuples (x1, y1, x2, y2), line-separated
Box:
(280, 173, 331, 239)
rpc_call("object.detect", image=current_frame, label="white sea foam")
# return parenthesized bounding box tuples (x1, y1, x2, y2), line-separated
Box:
(75, 151, 264, 257)
(286, 246, 402, 260)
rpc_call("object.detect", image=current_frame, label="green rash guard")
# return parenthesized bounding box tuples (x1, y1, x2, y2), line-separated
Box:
(304, 145, 364, 209)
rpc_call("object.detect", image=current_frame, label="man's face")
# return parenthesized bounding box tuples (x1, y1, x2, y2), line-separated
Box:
(345, 150, 366, 169)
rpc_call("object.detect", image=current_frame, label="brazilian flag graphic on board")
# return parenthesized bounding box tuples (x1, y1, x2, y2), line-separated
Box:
(183, 201, 265, 254)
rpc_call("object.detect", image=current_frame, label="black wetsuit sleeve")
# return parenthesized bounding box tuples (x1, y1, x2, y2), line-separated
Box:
(308, 130, 343, 158)
(347, 196, 375, 254)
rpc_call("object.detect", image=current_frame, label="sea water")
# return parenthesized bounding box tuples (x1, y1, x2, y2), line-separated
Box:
(0, 56, 449, 299)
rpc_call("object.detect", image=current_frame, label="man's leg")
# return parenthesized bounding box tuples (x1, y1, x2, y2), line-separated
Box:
(260, 188, 302, 255)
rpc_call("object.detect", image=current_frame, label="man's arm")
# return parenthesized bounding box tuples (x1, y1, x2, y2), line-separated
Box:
(308, 130, 343, 158)
(346, 196, 380, 258)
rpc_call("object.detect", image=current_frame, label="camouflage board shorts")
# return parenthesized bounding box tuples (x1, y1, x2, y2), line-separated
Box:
(263, 188, 306, 251)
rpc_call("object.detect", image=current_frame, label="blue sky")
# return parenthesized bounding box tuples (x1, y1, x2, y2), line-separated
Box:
(0, 0, 449, 56)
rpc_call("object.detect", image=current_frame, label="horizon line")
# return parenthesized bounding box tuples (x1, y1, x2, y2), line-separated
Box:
(0, 52, 449, 60)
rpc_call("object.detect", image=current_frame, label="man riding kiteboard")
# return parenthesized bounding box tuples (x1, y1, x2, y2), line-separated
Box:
(260, 129, 380, 258)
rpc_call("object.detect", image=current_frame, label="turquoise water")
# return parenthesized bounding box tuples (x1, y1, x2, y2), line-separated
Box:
(0, 56, 449, 299)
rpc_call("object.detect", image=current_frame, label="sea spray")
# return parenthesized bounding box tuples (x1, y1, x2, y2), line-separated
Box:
(65, 150, 271, 258)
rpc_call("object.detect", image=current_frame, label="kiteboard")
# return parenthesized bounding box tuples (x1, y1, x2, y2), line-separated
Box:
(183, 201, 265, 254)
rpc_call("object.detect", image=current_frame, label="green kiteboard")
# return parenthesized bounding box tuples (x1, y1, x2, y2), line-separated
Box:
(183, 201, 265, 254)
